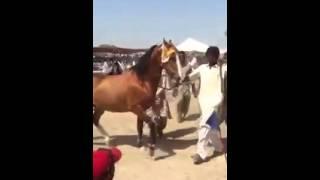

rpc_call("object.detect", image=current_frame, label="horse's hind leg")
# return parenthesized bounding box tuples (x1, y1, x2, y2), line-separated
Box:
(93, 108, 110, 144)
(137, 116, 143, 147)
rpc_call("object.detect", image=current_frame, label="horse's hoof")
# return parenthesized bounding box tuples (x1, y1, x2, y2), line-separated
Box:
(136, 140, 143, 148)
(140, 146, 147, 152)
(148, 145, 155, 157)
(152, 155, 157, 161)
(104, 137, 111, 145)
(149, 149, 155, 157)
(137, 143, 143, 148)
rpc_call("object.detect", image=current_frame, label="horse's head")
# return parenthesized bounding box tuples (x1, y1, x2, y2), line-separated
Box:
(156, 39, 182, 83)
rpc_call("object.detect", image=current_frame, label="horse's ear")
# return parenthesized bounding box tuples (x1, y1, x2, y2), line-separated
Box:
(169, 40, 172, 44)
(163, 38, 168, 46)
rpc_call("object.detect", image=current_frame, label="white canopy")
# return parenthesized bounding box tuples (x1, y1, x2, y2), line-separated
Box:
(220, 48, 227, 54)
(177, 37, 227, 54)
(177, 38, 209, 52)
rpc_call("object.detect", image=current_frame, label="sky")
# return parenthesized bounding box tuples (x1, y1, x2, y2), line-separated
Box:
(93, 0, 227, 49)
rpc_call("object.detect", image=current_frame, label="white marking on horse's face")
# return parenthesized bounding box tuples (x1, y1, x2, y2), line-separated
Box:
(161, 44, 175, 63)
(159, 43, 182, 79)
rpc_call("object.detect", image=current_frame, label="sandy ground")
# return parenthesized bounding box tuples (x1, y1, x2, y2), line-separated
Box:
(93, 94, 227, 180)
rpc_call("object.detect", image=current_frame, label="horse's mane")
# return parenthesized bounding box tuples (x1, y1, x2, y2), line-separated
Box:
(130, 45, 158, 76)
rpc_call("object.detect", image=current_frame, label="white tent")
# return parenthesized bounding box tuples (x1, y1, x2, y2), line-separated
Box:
(177, 38, 209, 52)
(177, 37, 227, 55)
(220, 48, 227, 54)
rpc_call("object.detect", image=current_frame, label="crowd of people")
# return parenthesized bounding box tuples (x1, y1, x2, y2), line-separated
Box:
(92, 47, 227, 179)
(93, 55, 140, 73)
(94, 53, 142, 66)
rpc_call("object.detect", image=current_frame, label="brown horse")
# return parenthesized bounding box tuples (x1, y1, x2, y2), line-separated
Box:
(93, 39, 181, 156)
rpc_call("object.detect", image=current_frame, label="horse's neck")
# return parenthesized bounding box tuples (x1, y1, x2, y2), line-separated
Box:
(142, 63, 163, 93)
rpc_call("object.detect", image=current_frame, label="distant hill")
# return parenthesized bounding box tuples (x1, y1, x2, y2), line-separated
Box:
(98, 44, 117, 48)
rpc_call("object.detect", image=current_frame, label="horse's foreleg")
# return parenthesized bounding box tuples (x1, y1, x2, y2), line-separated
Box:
(96, 124, 110, 142)
(137, 117, 143, 147)
(148, 121, 156, 157)
(93, 108, 110, 144)
(144, 107, 158, 157)
(157, 116, 167, 139)
(132, 106, 157, 157)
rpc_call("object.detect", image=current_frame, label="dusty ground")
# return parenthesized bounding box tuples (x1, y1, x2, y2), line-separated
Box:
(93, 94, 227, 180)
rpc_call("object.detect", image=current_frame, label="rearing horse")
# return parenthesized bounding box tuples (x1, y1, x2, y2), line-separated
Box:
(93, 39, 181, 156)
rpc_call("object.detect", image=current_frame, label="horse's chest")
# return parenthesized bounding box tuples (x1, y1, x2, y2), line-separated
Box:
(126, 82, 155, 109)
(141, 91, 156, 109)
(136, 92, 154, 108)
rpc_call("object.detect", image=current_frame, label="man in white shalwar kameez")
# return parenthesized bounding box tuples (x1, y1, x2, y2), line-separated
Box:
(188, 46, 227, 164)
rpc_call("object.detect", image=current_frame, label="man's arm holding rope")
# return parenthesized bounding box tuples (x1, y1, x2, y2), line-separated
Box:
(187, 58, 200, 82)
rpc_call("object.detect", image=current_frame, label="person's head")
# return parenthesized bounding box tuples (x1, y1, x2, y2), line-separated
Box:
(178, 51, 187, 66)
(205, 46, 220, 66)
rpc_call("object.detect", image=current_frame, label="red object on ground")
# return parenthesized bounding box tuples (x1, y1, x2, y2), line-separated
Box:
(93, 148, 122, 180)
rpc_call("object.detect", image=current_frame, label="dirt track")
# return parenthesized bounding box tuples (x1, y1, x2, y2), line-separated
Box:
(93, 95, 227, 180)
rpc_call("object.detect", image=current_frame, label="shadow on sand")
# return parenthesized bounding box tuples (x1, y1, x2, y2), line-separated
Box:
(183, 113, 201, 121)
(93, 136, 104, 140)
(111, 127, 198, 160)
(94, 127, 227, 162)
